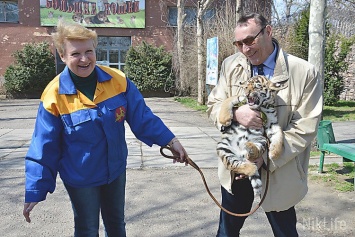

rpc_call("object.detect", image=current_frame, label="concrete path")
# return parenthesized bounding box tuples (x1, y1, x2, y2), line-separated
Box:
(0, 97, 354, 237)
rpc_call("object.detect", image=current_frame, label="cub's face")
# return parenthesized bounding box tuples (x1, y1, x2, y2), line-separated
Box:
(243, 76, 277, 109)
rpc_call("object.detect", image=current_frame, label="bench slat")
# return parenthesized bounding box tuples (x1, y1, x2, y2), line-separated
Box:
(317, 121, 355, 190)
(323, 143, 355, 161)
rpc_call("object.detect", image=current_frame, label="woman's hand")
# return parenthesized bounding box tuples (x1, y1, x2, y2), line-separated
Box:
(23, 202, 38, 223)
(168, 137, 188, 165)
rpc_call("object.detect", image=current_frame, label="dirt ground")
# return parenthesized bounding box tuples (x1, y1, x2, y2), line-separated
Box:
(1, 98, 354, 236)
(1, 167, 354, 237)
(298, 177, 354, 237)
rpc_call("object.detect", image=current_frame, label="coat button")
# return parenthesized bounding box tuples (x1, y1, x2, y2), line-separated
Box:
(98, 112, 102, 117)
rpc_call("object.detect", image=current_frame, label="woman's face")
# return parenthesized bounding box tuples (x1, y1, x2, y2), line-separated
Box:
(60, 39, 96, 78)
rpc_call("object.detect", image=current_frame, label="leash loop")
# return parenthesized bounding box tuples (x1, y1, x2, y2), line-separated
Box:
(160, 146, 199, 170)
(159, 145, 270, 217)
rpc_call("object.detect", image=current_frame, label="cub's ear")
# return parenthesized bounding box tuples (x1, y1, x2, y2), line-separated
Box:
(269, 81, 288, 91)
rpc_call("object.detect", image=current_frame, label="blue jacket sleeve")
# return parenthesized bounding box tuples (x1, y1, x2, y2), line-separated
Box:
(124, 78, 175, 147)
(25, 103, 63, 203)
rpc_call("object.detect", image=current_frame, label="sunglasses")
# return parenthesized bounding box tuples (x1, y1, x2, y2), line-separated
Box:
(233, 26, 266, 48)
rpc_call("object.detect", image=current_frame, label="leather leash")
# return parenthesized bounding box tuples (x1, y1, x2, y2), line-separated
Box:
(160, 146, 270, 217)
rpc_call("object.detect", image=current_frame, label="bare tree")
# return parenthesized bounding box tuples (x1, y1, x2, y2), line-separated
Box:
(176, 0, 186, 94)
(327, 0, 355, 37)
(308, 0, 326, 90)
(241, 0, 272, 20)
(166, 0, 275, 102)
(196, 0, 214, 104)
(236, 0, 243, 21)
(272, 0, 310, 25)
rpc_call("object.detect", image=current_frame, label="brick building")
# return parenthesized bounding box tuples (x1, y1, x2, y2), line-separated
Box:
(3, 1, 353, 100)
(0, 0, 187, 77)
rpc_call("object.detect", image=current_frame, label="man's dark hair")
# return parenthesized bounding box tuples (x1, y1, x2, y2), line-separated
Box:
(237, 13, 269, 28)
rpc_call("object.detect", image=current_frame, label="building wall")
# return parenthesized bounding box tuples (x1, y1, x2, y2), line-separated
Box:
(339, 47, 355, 101)
(0, 0, 176, 77)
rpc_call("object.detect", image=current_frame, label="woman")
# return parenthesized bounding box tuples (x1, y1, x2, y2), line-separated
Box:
(23, 20, 188, 237)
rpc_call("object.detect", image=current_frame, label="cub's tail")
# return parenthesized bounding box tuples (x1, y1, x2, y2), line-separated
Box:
(249, 172, 262, 196)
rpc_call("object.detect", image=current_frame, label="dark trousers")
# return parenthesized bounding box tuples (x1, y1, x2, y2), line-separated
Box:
(216, 178, 298, 237)
(64, 171, 127, 237)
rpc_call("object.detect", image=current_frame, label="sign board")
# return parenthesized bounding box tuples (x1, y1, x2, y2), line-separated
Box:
(40, 0, 145, 28)
(206, 37, 218, 85)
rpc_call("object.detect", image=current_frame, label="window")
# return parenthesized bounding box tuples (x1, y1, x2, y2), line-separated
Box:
(96, 37, 131, 71)
(168, 7, 215, 27)
(55, 52, 66, 74)
(0, 1, 19, 23)
(55, 36, 131, 74)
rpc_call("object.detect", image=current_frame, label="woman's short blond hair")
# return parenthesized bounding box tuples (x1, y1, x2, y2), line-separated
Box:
(52, 19, 98, 56)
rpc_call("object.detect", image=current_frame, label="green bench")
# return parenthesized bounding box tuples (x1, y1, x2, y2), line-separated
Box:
(317, 120, 355, 190)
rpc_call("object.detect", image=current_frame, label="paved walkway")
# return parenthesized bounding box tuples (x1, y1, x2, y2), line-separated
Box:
(0, 97, 354, 236)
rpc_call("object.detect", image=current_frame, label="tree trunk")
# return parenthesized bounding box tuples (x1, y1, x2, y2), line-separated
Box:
(242, 0, 272, 21)
(308, 0, 326, 90)
(177, 0, 185, 94)
(196, 0, 213, 105)
(197, 3, 204, 104)
(236, 0, 243, 21)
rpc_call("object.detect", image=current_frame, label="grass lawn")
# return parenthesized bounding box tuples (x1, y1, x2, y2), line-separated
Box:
(323, 100, 355, 121)
(175, 98, 355, 122)
(309, 163, 354, 192)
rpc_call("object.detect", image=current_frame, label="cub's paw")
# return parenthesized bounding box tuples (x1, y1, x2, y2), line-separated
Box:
(268, 142, 282, 160)
(219, 96, 242, 126)
(232, 162, 257, 177)
(245, 142, 260, 161)
(219, 103, 233, 127)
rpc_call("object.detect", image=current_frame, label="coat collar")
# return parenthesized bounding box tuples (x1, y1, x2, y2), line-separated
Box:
(272, 39, 289, 85)
(58, 65, 112, 95)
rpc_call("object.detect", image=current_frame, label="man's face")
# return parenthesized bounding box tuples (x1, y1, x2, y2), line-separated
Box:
(234, 19, 273, 66)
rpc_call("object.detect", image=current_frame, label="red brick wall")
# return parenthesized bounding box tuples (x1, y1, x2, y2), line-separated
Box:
(0, 0, 177, 77)
(0, 25, 52, 74)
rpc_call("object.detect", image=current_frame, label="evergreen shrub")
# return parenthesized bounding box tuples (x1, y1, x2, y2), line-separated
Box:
(4, 41, 56, 98)
(124, 41, 174, 92)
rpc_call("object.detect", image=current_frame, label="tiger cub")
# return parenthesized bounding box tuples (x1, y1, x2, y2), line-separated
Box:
(217, 75, 287, 195)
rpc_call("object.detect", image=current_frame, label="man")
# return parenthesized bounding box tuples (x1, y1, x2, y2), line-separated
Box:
(207, 13, 323, 237)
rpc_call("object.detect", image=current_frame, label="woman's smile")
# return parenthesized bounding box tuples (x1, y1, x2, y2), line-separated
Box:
(60, 39, 96, 78)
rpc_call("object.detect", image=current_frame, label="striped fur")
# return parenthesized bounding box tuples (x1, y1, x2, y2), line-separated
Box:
(217, 76, 286, 196)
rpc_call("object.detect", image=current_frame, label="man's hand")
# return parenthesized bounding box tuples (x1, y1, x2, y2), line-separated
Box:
(253, 156, 264, 169)
(234, 104, 263, 129)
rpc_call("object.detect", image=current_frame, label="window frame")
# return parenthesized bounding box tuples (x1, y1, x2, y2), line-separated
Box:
(0, 1, 19, 23)
(96, 36, 131, 72)
(167, 6, 215, 27)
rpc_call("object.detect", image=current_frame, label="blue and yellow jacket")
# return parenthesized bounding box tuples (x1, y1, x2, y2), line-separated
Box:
(25, 65, 174, 202)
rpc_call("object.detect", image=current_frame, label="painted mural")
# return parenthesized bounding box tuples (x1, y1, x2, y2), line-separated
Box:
(40, 0, 145, 28)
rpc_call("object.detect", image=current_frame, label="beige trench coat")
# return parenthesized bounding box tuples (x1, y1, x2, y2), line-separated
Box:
(207, 41, 323, 212)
